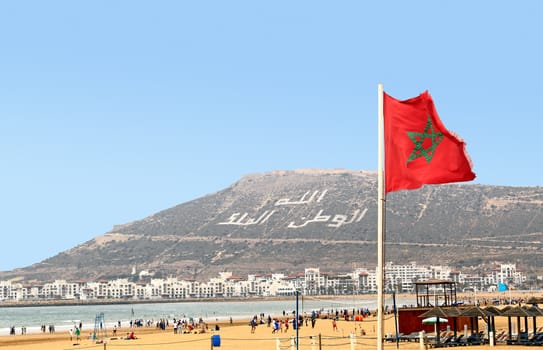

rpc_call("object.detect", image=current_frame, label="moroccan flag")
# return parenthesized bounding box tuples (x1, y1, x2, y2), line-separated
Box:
(383, 91, 475, 193)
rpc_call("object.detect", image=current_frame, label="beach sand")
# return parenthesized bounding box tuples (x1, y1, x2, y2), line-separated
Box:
(0, 291, 539, 349)
(0, 311, 539, 350)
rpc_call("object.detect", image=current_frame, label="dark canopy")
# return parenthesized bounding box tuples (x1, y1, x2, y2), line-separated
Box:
(419, 306, 451, 319)
(484, 306, 503, 316)
(460, 306, 492, 317)
(501, 306, 534, 317)
(526, 297, 543, 305)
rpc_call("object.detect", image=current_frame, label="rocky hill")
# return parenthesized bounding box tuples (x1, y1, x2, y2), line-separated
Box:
(2, 169, 542, 283)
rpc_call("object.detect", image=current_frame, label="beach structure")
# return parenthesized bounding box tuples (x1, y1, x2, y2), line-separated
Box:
(500, 305, 543, 345)
(414, 279, 457, 308)
(93, 312, 106, 341)
(397, 280, 461, 336)
(395, 280, 543, 347)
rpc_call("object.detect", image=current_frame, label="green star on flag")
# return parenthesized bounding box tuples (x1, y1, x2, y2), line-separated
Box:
(406, 116, 444, 164)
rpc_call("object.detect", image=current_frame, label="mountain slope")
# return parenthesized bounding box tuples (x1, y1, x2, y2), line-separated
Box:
(2, 169, 542, 283)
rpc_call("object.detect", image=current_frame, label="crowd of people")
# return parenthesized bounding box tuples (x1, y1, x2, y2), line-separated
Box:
(6, 306, 375, 341)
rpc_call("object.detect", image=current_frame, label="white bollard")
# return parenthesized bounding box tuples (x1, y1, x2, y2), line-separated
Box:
(350, 332, 356, 350)
(290, 336, 296, 350)
(464, 324, 468, 338)
(276, 337, 280, 350)
(489, 331, 495, 347)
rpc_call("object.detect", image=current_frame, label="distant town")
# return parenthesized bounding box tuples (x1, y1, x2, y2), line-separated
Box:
(0, 262, 529, 302)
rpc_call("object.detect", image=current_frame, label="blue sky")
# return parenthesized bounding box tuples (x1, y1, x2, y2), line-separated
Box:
(0, 1, 541, 271)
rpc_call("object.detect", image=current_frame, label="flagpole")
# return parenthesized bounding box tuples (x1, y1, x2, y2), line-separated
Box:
(377, 83, 386, 350)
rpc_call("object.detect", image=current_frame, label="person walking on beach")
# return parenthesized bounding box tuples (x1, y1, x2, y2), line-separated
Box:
(75, 327, 81, 342)
(272, 319, 280, 334)
(69, 328, 73, 341)
(332, 319, 338, 332)
(250, 316, 258, 333)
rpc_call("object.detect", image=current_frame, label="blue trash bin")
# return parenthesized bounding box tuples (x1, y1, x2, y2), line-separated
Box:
(212, 334, 221, 347)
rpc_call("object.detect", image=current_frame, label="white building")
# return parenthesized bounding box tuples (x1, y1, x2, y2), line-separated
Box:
(304, 268, 323, 295)
(0, 262, 529, 301)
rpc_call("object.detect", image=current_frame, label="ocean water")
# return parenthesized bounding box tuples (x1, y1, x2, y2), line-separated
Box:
(0, 296, 415, 336)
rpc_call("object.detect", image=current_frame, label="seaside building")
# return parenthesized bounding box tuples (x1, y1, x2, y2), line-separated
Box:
(304, 268, 323, 295)
(105, 278, 135, 299)
(326, 273, 356, 295)
(42, 280, 80, 299)
(383, 262, 432, 293)
(497, 263, 525, 286)
(356, 270, 371, 293)
(0, 262, 528, 302)
(0, 280, 24, 301)
(160, 277, 189, 299)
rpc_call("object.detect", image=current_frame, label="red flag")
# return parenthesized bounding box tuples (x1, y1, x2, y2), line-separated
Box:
(383, 91, 475, 193)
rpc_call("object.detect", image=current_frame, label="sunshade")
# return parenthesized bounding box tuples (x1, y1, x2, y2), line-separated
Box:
(422, 316, 448, 324)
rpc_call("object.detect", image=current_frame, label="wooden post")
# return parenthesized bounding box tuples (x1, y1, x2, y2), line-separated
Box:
(319, 333, 322, 350)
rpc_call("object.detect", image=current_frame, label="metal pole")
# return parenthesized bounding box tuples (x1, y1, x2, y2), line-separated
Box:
(296, 290, 299, 350)
(302, 294, 304, 319)
(377, 83, 386, 350)
(393, 291, 399, 349)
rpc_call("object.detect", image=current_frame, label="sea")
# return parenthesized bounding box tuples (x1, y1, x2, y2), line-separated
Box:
(0, 296, 415, 336)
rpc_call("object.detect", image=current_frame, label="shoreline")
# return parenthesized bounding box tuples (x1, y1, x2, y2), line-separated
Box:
(0, 290, 539, 308)
(0, 295, 334, 308)
(0, 294, 394, 308)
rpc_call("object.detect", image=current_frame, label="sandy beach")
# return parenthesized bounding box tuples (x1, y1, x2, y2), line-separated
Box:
(0, 309, 540, 350)
(0, 315, 396, 349)
(0, 292, 540, 349)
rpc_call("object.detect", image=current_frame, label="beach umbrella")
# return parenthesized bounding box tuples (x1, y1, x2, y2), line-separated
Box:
(484, 306, 503, 344)
(419, 308, 451, 344)
(419, 307, 450, 319)
(443, 307, 462, 338)
(460, 305, 492, 335)
(501, 306, 533, 343)
(422, 316, 448, 344)
(422, 317, 448, 324)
